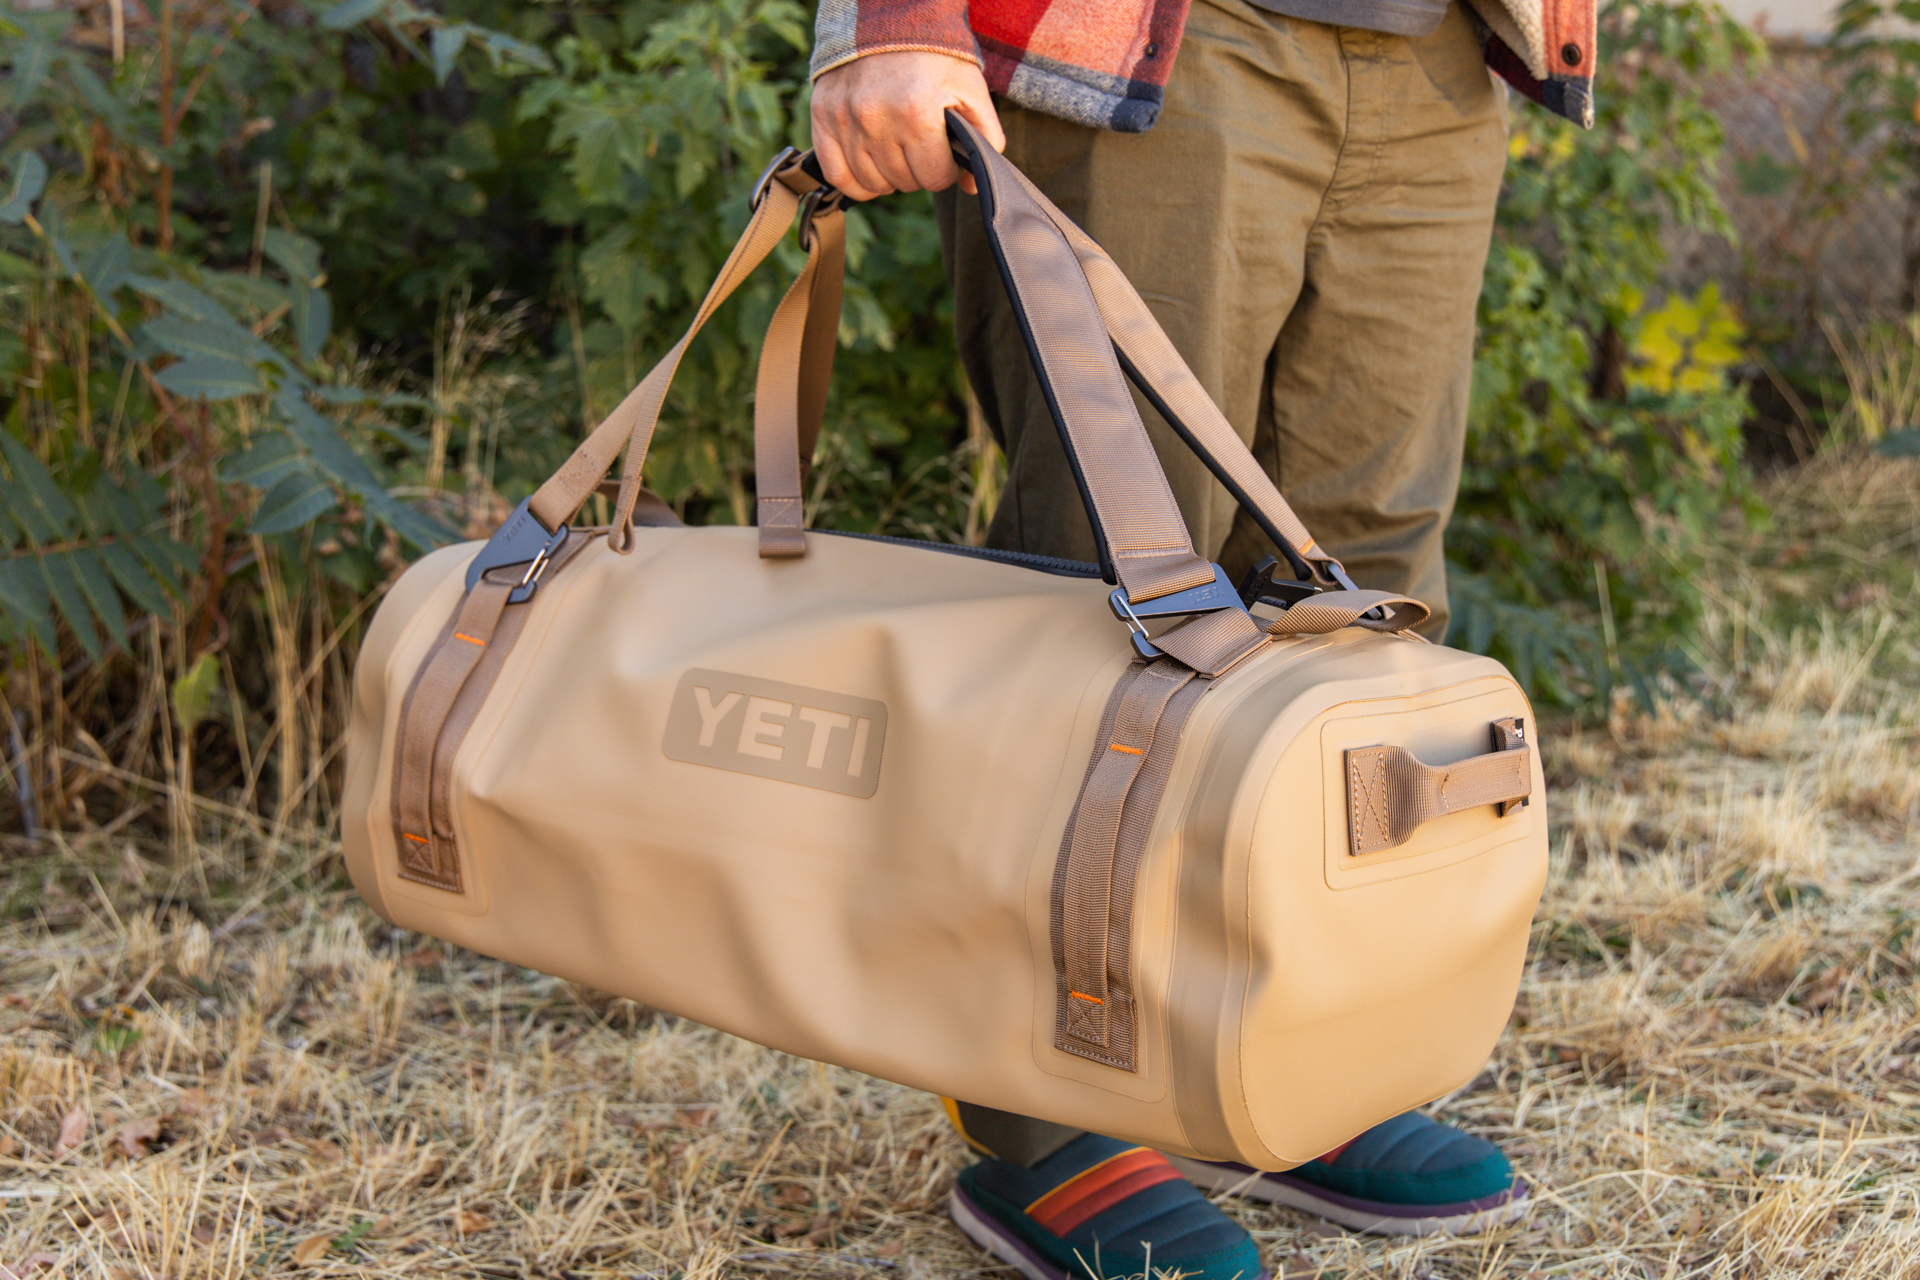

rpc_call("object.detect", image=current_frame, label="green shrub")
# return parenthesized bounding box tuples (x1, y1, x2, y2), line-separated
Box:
(1449, 0, 1767, 706)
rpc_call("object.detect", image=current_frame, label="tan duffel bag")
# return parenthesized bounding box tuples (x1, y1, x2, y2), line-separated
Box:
(341, 118, 1548, 1170)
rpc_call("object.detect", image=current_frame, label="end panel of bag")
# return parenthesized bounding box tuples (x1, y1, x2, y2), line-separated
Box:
(341, 541, 486, 927)
(1233, 663, 1546, 1167)
(1155, 634, 1530, 1167)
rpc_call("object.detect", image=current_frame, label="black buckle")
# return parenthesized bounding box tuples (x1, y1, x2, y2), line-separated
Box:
(466, 498, 569, 605)
(1237, 556, 1322, 611)
(750, 146, 800, 210)
(797, 187, 846, 251)
(1108, 564, 1251, 661)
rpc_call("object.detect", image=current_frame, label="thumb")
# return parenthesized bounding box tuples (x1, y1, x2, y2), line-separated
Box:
(947, 85, 1006, 195)
(949, 88, 1007, 155)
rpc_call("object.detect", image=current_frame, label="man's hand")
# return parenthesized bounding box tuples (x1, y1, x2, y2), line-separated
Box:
(810, 51, 1007, 201)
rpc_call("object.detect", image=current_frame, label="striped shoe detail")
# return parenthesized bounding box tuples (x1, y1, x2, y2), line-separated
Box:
(1023, 1146, 1184, 1237)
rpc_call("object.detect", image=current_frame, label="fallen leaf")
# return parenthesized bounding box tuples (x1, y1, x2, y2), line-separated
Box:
(0, 1136, 18, 1159)
(453, 1210, 491, 1235)
(115, 1115, 164, 1158)
(2, 994, 28, 1009)
(192, 1221, 217, 1245)
(174, 1087, 215, 1118)
(290, 1234, 331, 1265)
(1682, 1204, 1704, 1238)
(53, 1104, 88, 1157)
(681, 1105, 716, 1128)
(256, 1125, 293, 1146)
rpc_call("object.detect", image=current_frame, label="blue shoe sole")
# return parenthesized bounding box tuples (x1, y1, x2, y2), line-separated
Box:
(951, 1180, 1272, 1280)
(1162, 1154, 1529, 1238)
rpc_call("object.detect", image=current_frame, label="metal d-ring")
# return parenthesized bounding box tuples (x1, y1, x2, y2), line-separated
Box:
(750, 146, 800, 210)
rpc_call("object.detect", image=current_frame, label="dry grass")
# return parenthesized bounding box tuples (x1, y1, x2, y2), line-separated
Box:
(3, 457, 1919, 1279)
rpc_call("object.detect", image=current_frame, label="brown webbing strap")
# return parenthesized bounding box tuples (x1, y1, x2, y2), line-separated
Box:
(1053, 659, 1199, 1068)
(423, 536, 597, 864)
(754, 204, 845, 557)
(1264, 589, 1431, 638)
(527, 154, 818, 544)
(390, 576, 514, 892)
(1150, 607, 1270, 678)
(1346, 730, 1532, 857)
(1029, 194, 1338, 578)
(955, 121, 1216, 605)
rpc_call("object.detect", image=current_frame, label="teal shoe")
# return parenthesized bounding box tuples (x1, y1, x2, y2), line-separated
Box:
(1163, 1111, 1526, 1237)
(952, 1133, 1268, 1279)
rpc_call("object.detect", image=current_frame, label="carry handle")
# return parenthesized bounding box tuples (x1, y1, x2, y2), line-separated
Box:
(519, 139, 1217, 605)
(940, 115, 1218, 603)
(1344, 717, 1532, 858)
(748, 114, 1352, 590)
(524, 150, 826, 547)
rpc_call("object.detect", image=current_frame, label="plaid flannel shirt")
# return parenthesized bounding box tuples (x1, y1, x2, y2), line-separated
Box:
(811, 0, 1596, 132)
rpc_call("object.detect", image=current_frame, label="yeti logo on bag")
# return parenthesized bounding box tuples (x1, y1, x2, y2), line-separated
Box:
(661, 669, 886, 798)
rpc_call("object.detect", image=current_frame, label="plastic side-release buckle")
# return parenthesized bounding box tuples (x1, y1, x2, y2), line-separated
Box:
(1108, 564, 1251, 661)
(1237, 555, 1322, 611)
(466, 497, 570, 605)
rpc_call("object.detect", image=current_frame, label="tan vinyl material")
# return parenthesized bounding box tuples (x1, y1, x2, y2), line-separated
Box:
(341, 124, 1548, 1168)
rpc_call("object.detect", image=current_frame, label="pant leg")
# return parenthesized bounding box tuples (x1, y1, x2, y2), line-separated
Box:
(1215, 1, 1508, 640)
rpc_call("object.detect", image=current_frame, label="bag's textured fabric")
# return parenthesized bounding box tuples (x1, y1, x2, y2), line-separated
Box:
(341, 126, 1548, 1168)
(810, 0, 1596, 131)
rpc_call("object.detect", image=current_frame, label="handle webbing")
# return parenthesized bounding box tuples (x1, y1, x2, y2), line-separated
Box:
(526, 153, 821, 541)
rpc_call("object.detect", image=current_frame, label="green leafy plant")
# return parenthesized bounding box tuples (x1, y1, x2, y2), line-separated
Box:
(515, 0, 978, 535)
(1449, 0, 1768, 707)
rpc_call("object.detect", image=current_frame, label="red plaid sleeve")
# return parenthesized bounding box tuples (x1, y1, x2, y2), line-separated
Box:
(811, 0, 982, 80)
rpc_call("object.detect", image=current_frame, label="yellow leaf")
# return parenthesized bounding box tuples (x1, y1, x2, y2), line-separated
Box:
(170, 652, 222, 737)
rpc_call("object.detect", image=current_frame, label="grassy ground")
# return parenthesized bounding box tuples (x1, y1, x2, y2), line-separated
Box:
(2, 455, 1917, 1280)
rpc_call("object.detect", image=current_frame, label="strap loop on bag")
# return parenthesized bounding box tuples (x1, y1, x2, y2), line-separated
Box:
(1263, 589, 1431, 638)
(754, 200, 845, 557)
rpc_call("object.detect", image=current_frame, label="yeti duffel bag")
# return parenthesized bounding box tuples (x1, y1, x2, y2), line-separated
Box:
(341, 117, 1548, 1170)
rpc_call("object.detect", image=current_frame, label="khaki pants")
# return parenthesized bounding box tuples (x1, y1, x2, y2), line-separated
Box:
(936, 0, 1507, 646)
(935, 0, 1507, 1164)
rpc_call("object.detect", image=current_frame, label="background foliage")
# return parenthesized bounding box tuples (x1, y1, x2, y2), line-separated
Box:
(0, 0, 1795, 830)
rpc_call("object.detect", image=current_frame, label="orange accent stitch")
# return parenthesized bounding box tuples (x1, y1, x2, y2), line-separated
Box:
(1108, 743, 1143, 755)
(402, 833, 429, 844)
(454, 633, 485, 645)
(1068, 991, 1104, 1005)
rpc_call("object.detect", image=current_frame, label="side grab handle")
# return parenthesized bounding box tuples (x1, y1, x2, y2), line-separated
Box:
(1345, 717, 1532, 857)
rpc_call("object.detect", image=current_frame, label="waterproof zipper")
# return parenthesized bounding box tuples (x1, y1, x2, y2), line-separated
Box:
(815, 528, 1102, 578)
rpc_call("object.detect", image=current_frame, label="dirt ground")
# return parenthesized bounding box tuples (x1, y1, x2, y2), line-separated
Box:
(3, 456, 1918, 1279)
